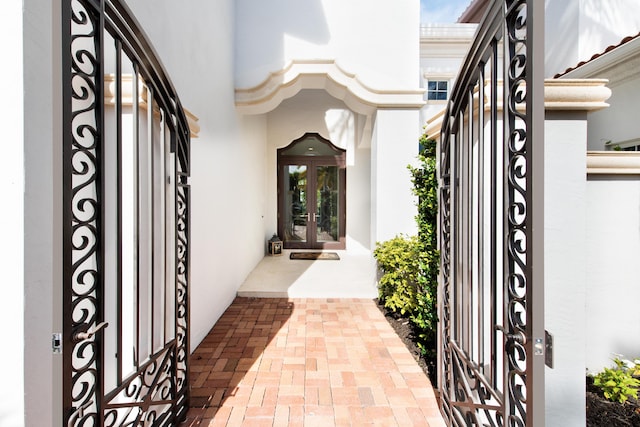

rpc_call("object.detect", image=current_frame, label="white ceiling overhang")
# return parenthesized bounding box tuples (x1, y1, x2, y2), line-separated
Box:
(234, 60, 425, 116)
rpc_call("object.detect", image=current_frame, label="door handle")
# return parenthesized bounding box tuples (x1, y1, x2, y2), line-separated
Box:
(495, 325, 526, 345)
(68, 401, 92, 427)
(72, 321, 109, 343)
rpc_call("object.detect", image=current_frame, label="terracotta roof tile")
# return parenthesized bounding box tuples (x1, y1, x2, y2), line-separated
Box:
(554, 32, 640, 78)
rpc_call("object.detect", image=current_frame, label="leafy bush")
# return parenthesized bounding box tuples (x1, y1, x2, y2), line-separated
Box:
(374, 235, 421, 315)
(410, 290, 437, 358)
(626, 357, 640, 377)
(407, 135, 439, 353)
(592, 357, 640, 404)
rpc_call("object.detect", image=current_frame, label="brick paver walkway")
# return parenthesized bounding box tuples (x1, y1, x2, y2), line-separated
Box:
(180, 298, 444, 427)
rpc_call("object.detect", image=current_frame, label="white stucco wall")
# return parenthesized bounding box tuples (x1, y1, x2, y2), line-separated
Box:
(545, 0, 581, 77)
(235, 0, 421, 90)
(21, 0, 62, 426)
(127, 0, 268, 350)
(371, 110, 420, 243)
(586, 176, 640, 372)
(546, 0, 640, 77)
(544, 112, 588, 426)
(1, 1, 26, 425)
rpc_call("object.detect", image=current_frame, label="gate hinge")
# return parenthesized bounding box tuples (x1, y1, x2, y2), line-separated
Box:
(52, 332, 62, 354)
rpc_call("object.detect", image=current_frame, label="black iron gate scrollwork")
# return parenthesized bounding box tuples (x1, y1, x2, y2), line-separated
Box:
(62, 0, 191, 425)
(438, 1, 545, 425)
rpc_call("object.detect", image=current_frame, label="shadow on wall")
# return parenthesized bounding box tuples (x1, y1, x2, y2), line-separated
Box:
(235, 0, 331, 87)
(582, 0, 640, 53)
(545, 0, 581, 77)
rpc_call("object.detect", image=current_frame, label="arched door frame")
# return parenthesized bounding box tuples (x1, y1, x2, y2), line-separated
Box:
(277, 133, 346, 250)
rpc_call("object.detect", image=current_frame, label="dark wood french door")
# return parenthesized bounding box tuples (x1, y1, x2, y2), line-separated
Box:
(277, 134, 346, 249)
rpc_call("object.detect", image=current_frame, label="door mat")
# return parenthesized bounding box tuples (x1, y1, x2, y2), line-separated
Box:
(289, 252, 340, 260)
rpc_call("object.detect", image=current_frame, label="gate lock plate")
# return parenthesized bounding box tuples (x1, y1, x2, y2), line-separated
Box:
(52, 333, 62, 354)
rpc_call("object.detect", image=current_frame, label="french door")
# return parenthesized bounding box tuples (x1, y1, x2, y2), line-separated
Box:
(277, 134, 346, 249)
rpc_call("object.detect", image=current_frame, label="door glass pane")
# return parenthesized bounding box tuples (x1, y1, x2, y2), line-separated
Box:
(285, 165, 308, 242)
(316, 166, 339, 243)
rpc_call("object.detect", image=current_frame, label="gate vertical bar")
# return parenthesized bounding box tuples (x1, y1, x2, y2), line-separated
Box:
(490, 39, 499, 392)
(97, 2, 106, 425)
(477, 64, 485, 373)
(61, 1, 72, 423)
(133, 64, 141, 372)
(148, 86, 155, 358)
(115, 37, 123, 388)
(525, 0, 545, 424)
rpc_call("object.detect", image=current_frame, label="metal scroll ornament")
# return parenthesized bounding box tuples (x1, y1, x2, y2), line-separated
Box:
(504, 0, 529, 424)
(67, 0, 102, 423)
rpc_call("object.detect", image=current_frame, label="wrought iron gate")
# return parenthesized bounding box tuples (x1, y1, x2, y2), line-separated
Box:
(438, 1, 545, 425)
(62, 0, 191, 425)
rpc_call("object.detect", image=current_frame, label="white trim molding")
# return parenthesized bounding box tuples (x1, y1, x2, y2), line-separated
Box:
(544, 79, 611, 111)
(587, 151, 640, 175)
(234, 60, 426, 115)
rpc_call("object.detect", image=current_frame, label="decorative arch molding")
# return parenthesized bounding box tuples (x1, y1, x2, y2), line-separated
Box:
(235, 60, 425, 115)
(278, 132, 346, 156)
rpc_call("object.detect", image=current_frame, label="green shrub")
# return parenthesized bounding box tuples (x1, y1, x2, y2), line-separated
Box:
(407, 135, 439, 355)
(592, 357, 640, 404)
(374, 235, 421, 315)
(410, 290, 437, 358)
